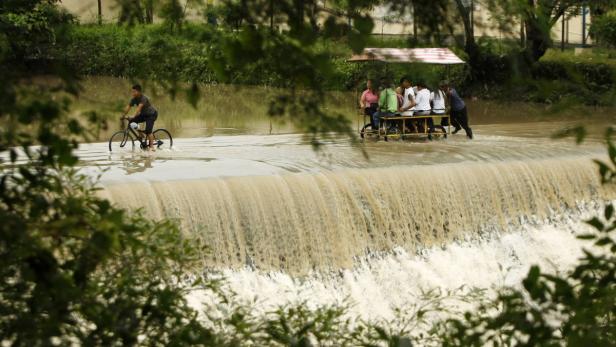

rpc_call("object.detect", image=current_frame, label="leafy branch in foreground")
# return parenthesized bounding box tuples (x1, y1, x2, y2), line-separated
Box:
(2, 1, 615, 346)
(0, 167, 216, 345)
(438, 128, 616, 347)
(1, 2, 215, 345)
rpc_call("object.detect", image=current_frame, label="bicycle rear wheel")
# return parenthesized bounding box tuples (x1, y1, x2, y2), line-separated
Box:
(153, 129, 173, 150)
(109, 131, 135, 152)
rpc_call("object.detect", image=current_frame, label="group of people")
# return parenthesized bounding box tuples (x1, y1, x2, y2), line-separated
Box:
(359, 77, 473, 139)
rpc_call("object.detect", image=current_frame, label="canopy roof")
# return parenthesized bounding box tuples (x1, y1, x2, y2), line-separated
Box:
(348, 48, 465, 65)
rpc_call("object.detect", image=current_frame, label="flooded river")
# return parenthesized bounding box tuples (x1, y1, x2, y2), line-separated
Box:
(72, 77, 616, 320)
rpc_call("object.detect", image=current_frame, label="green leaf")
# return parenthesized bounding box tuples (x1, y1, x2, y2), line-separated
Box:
(10, 148, 17, 163)
(605, 204, 614, 220)
(527, 266, 540, 283)
(551, 125, 586, 144)
(353, 15, 374, 35)
(593, 159, 615, 184)
(347, 30, 366, 54)
(577, 234, 596, 240)
(374, 326, 389, 340)
(595, 237, 613, 246)
(609, 141, 616, 167)
(586, 217, 605, 231)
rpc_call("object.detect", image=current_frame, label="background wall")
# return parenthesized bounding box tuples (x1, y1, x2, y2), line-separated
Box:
(60, 1, 592, 45)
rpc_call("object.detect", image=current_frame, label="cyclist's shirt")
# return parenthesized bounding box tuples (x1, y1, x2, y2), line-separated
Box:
(130, 95, 157, 116)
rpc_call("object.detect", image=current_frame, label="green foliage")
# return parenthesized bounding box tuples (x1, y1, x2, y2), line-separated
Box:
(0, 0, 74, 60)
(1, 2, 215, 345)
(115, 0, 154, 24)
(57, 22, 616, 106)
(59, 24, 470, 92)
(199, 287, 487, 346)
(437, 128, 616, 347)
(591, 11, 616, 48)
(0, 167, 214, 345)
(2, 1, 616, 345)
(457, 45, 616, 106)
(58, 24, 217, 83)
(483, 0, 589, 62)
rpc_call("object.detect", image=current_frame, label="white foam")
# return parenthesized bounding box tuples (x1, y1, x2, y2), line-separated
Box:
(188, 221, 591, 322)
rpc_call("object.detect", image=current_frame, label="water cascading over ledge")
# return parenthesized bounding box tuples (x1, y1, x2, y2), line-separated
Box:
(99, 156, 613, 274)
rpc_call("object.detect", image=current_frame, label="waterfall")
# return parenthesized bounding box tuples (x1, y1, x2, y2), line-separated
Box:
(99, 155, 611, 274)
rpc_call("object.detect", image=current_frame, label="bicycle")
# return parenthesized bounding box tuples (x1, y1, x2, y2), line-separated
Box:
(108, 117, 173, 152)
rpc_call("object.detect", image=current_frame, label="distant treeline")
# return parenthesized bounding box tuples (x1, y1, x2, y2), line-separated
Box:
(57, 24, 616, 106)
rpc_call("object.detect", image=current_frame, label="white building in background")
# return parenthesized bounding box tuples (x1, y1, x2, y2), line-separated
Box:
(60, 0, 213, 23)
(61, 0, 115, 23)
(61, 0, 592, 46)
(368, 2, 592, 46)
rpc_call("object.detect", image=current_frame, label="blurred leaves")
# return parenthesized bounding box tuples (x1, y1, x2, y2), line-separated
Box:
(591, 10, 616, 47)
(2, 0, 616, 345)
(437, 128, 616, 347)
(0, 1, 215, 345)
(552, 125, 586, 144)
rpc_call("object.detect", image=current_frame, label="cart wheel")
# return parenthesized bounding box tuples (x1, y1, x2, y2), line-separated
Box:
(385, 125, 401, 142)
(360, 123, 375, 139)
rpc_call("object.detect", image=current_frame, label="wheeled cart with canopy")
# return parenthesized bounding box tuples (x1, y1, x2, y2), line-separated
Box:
(348, 47, 466, 141)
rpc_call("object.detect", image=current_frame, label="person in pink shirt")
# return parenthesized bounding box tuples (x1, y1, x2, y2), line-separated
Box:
(359, 79, 378, 116)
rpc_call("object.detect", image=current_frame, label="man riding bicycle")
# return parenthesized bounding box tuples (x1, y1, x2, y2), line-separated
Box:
(122, 84, 159, 151)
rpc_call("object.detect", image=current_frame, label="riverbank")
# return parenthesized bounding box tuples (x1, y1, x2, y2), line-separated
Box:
(55, 24, 616, 106)
(67, 76, 615, 143)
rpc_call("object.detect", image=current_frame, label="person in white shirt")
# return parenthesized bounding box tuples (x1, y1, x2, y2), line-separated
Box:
(398, 77, 416, 117)
(430, 84, 448, 133)
(414, 83, 431, 116)
(397, 77, 417, 132)
(430, 88, 446, 115)
(413, 81, 435, 135)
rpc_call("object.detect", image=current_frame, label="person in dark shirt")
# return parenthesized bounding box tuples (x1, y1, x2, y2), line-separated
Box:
(443, 83, 473, 139)
(122, 84, 159, 150)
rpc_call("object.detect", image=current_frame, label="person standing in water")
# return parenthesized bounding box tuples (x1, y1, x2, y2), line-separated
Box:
(122, 84, 159, 151)
(444, 82, 473, 139)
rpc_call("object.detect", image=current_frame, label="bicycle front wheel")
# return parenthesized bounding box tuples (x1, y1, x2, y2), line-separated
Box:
(153, 129, 173, 150)
(108, 131, 135, 152)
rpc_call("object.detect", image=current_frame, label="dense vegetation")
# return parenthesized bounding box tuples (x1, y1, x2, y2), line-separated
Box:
(591, 10, 616, 48)
(55, 23, 616, 106)
(1, 0, 615, 346)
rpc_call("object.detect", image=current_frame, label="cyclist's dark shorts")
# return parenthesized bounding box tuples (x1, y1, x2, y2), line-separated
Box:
(132, 111, 158, 134)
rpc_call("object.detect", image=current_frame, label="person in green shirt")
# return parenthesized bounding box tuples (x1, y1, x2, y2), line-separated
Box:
(371, 77, 398, 130)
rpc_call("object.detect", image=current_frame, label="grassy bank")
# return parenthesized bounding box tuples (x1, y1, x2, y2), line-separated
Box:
(56, 24, 467, 89)
(56, 24, 616, 106)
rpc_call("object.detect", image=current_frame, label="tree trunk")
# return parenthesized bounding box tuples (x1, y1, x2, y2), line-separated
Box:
(521, 0, 563, 63)
(97, 0, 102, 24)
(520, 20, 526, 47)
(454, 0, 480, 69)
(524, 18, 550, 62)
(412, 3, 417, 40)
(145, 0, 154, 24)
(269, 0, 274, 31)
